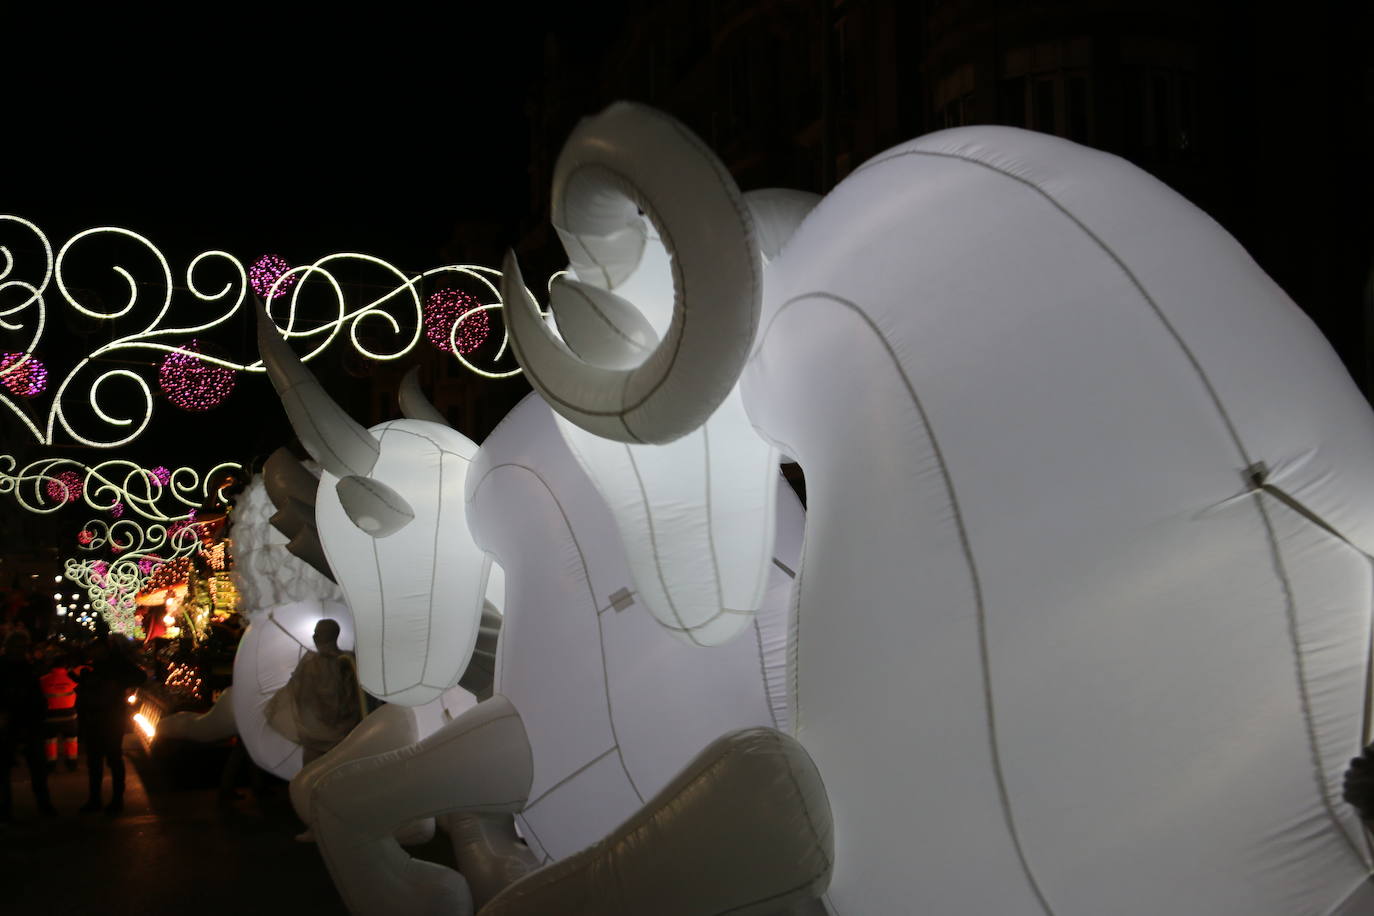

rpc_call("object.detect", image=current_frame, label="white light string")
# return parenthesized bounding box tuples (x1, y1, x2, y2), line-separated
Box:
(0, 218, 548, 448)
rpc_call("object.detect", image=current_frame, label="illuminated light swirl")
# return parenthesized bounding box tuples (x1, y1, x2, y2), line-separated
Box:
(0, 455, 242, 519)
(0, 217, 547, 447)
(64, 556, 146, 640)
(64, 513, 205, 638)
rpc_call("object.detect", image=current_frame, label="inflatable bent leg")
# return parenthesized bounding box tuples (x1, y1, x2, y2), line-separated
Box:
(310, 695, 533, 916)
(157, 686, 238, 743)
(480, 727, 833, 916)
(291, 703, 436, 846)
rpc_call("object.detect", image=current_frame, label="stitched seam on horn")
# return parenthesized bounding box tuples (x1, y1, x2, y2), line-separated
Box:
(468, 460, 645, 803)
(756, 291, 1056, 916)
(349, 477, 412, 520)
(277, 376, 378, 473)
(555, 151, 754, 419)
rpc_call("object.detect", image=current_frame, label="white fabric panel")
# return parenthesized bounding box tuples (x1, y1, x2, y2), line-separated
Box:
(556, 391, 778, 646)
(468, 400, 623, 806)
(741, 126, 1374, 915)
(516, 750, 643, 863)
(601, 476, 802, 796)
(557, 228, 781, 646)
(469, 394, 806, 862)
(315, 419, 487, 707)
(412, 685, 480, 740)
(232, 598, 352, 780)
(231, 475, 341, 616)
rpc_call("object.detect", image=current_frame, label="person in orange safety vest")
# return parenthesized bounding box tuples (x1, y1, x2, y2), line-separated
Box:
(39, 654, 80, 771)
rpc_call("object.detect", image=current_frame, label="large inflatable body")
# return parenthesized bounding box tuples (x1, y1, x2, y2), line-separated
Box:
(257, 313, 810, 913)
(503, 104, 1374, 914)
(467, 393, 799, 861)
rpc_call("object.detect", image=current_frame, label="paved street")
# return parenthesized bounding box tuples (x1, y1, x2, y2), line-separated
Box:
(0, 738, 446, 915)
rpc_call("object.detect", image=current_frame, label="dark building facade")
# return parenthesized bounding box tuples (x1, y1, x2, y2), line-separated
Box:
(514, 0, 1372, 392)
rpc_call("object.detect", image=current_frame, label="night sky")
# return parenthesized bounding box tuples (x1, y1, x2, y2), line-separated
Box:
(2, 2, 1370, 574)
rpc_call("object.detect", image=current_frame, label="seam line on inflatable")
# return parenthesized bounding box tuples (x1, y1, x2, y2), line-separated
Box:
(703, 423, 728, 623)
(624, 443, 709, 645)
(421, 439, 443, 686)
(371, 527, 387, 696)
(563, 279, 646, 350)
(853, 146, 1374, 874)
(524, 746, 619, 811)
(473, 461, 647, 803)
(751, 615, 782, 731)
(757, 290, 1057, 916)
(1251, 489, 1372, 867)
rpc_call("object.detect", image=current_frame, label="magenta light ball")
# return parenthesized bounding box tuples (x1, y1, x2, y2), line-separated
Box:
(0, 352, 48, 397)
(424, 289, 490, 356)
(249, 254, 299, 300)
(159, 340, 235, 411)
(46, 470, 84, 504)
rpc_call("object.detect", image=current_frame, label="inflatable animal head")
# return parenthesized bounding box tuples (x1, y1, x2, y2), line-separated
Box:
(258, 311, 489, 706)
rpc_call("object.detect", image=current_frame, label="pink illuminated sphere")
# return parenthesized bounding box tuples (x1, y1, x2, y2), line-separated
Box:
(0, 352, 47, 397)
(159, 340, 235, 411)
(249, 254, 298, 300)
(46, 471, 84, 504)
(424, 289, 490, 356)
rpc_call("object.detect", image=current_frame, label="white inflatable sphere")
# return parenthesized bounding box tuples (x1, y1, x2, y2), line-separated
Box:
(232, 598, 353, 780)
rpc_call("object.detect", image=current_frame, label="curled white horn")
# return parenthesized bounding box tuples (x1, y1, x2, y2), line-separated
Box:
(503, 101, 760, 445)
(398, 366, 449, 425)
(256, 307, 380, 478)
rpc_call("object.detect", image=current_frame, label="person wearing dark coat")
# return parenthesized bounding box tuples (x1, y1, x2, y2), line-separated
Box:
(75, 634, 147, 815)
(0, 630, 56, 820)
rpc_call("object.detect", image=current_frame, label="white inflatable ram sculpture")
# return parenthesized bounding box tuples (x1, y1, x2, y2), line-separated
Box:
(496, 102, 1374, 915)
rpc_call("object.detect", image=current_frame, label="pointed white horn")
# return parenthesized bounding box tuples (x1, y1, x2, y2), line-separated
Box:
(549, 275, 659, 370)
(257, 307, 380, 478)
(398, 367, 449, 425)
(504, 102, 760, 444)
